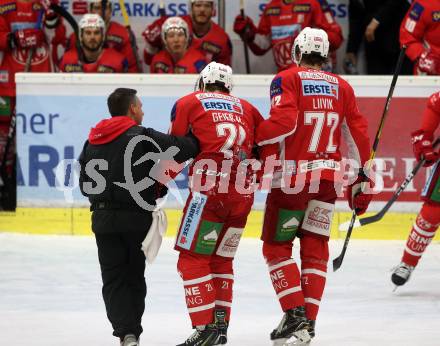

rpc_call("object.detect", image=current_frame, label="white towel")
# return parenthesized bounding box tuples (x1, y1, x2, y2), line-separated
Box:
(141, 209, 168, 264)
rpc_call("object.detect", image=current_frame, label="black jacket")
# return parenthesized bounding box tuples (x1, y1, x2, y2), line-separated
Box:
(79, 124, 199, 234)
(347, 0, 411, 55)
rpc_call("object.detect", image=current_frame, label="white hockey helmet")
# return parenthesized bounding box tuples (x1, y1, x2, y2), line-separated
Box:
(79, 13, 106, 32)
(161, 17, 190, 46)
(197, 62, 233, 92)
(292, 27, 329, 65)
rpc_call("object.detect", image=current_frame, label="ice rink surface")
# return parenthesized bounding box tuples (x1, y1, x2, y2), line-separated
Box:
(1, 233, 439, 346)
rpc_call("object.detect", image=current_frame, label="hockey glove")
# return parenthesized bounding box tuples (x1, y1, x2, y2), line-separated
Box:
(41, 0, 60, 28)
(415, 51, 440, 75)
(411, 129, 439, 167)
(14, 28, 45, 49)
(142, 17, 167, 49)
(347, 170, 373, 216)
(233, 15, 257, 43)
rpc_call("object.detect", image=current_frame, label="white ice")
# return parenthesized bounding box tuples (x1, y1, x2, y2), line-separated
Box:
(1, 233, 439, 346)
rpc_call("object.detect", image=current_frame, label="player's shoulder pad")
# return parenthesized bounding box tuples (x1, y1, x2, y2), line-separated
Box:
(194, 59, 207, 73)
(0, 1, 16, 15)
(270, 75, 283, 98)
(409, 2, 425, 21)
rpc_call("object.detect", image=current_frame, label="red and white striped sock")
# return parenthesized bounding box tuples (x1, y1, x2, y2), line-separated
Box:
(268, 259, 305, 311)
(212, 273, 234, 321)
(182, 274, 216, 326)
(402, 204, 440, 267)
(300, 235, 329, 321)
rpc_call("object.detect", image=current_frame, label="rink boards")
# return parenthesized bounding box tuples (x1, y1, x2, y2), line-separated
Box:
(6, 74, 440, 240)
(1, 207, 440, 241)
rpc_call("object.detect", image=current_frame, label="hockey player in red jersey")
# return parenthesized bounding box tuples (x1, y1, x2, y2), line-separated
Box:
(255, 27, 371, 344)
(170, 62, 265, 345)
(233, 0, 343, 71)
(66, 0, 139, 72)
(143, 0, 232, 67)
(400, 0, 440, 75)
(150, 17, 206, 74)
(59, 13, 128, 73)
(0, 0, 64, 99)
(391, 92, 440, 287)
(0, 0, 64, 209)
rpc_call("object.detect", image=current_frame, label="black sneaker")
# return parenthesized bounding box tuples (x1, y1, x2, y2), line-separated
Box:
(213, 309, 228, 345)
(177, 324, 219, 346)
(270, 306, 311, 344)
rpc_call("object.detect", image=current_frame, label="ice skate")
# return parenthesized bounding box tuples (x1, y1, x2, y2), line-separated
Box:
(213, 309, 228, 345)
(177, 324, 219, 346)
(270, 307, 311, 346)
(120, 334, 139, 346)
(391, 262, 414, 288)
(307, 320, 315, 338)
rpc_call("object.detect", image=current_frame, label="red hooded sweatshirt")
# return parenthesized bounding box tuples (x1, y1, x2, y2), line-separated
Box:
(88, 116, 137, 145)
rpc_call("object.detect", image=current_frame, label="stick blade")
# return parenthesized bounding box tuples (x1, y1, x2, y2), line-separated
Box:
(332, 255, 343, 272)
(338, 219, 362, 232)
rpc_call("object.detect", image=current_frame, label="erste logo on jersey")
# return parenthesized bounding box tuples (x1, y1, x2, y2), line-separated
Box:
(301, 79, 338, 98)
(197, 93, 243, 114)
(271, 24, 301, 40)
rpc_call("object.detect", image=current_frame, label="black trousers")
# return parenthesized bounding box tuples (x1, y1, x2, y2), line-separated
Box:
(95, 230, 148, 339)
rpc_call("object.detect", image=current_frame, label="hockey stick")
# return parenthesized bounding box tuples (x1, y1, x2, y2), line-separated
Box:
(239, 0, 251, 74)
(50, 3, 83, 62)
(159, 0, 166, 17)
(118, 0, 142, 72)
(339, 136, 440, 232)
(332, 46, 407, 272)
(25, 9, 44, 72)
(101, 0, 108, 21)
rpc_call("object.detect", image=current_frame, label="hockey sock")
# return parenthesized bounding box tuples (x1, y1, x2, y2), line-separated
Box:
(211, 255, 234, 321)
(263, 242, 305, 311)
(177, 252, 216, 326)
(402, 202, 440, 267)
(299, 235, 328, 321)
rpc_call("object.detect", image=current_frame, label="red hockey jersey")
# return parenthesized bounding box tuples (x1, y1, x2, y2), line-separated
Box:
(256, 67, 370, 184)
(422, 91, 440, 133)
(400, 0, 440, 62)
(182, 15, 232, 66)
(59, 47, 128, 73)
(143, 15, 232, 67)
(0, 0, 52, 97)
(67, 20, 138, 73)
(254, 0, 343, 71)
(150, 46, 206, 74)
(169, 90, 265, 175)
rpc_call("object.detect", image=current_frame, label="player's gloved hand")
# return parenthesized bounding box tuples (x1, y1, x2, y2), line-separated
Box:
(347, 170, 373, 216)
(156, 182, 168, 199)
(142, 17, 167, 49)
(411, 129, 439, 167)
(233, 15, 256, 42)
(14, 28, 45, 48)
(416, 51, 440, 75)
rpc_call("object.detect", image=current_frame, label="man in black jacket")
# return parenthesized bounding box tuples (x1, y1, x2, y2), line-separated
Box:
(78, 88, 199, 346)
(344, 0, 413, 75)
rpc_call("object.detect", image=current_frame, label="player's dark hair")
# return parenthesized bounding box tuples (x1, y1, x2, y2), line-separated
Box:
(107, 88, 137, 116)
(295, 46, 328, 66)
(204, 83, 230, 94)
